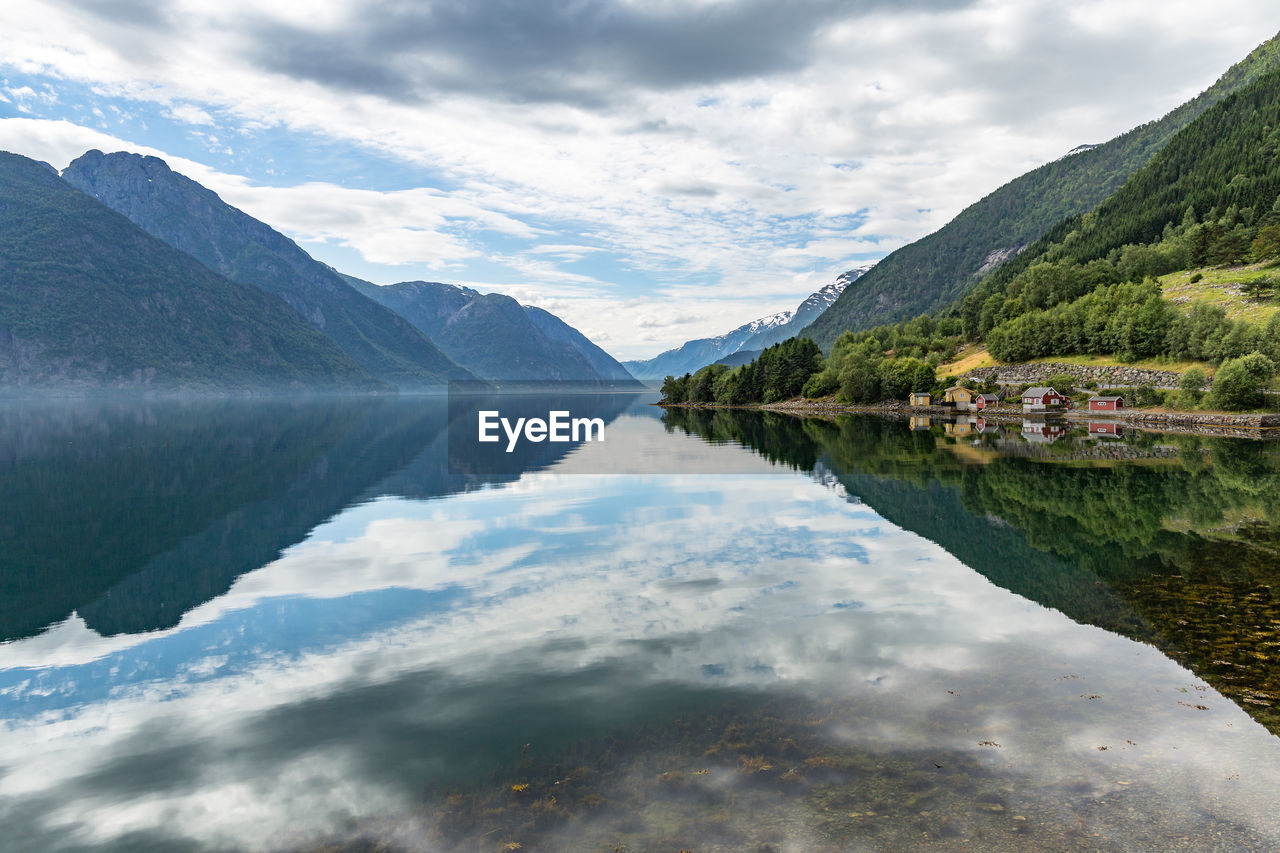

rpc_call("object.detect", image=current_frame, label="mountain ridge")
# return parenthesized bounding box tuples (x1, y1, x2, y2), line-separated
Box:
(61, 150, 472, 388)
(0, 151, 379, 393)
(346, 278, 639, 385)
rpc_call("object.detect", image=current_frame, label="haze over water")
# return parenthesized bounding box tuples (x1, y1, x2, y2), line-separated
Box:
(2, 395, 1279, 851)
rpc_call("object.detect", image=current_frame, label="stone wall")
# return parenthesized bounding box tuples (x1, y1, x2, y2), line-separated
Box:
(962, 362, 1186, 389)
(1117, 411, 1280, 430)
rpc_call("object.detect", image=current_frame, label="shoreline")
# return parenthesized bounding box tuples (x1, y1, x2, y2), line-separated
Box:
(657, 398, 1280, 438)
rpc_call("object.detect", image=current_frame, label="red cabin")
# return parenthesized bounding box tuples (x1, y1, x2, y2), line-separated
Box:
(974, 394, 1000, 411)
(1088, 395, 1124, 412)
(1021, 386, 1066, 412)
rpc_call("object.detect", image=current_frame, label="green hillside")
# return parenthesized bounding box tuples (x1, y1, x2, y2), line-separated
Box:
(0, 152, 378, 392)
(971, 65, 1280, 371)
(805, 30, 1280, 349)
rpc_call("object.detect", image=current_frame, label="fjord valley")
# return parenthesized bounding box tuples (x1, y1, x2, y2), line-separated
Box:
(7, 5, 1280, 852)
(623, 266, 872, 380)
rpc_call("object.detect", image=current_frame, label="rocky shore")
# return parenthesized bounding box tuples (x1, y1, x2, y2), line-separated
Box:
(1077, 409, 1280, 437)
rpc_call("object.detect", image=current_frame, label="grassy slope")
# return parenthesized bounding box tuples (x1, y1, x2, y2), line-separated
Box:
(806, 29, 1280, 350)
(938, 346, 1215, 377)
(1159, 263, 1280, 322)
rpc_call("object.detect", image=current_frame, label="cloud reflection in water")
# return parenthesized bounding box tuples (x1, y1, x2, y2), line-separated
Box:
(1, 435, 1279, 851)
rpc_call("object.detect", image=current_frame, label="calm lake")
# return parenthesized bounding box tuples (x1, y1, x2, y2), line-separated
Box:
(2, 394, 1280, 851)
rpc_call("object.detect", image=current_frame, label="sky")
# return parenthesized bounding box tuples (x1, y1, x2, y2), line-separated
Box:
(1, 1, 1279, 360)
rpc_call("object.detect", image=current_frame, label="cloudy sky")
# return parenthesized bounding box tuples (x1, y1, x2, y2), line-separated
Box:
(1, 1, 1278, 359)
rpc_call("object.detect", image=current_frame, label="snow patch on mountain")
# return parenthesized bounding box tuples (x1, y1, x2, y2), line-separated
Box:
(1055, 144, 1099, 161)
(623, 264, 875, 379)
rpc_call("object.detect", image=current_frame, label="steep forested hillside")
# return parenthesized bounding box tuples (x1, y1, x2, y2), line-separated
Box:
(62, 150, 471, 388)
(964, 65, 1280, 370)
(522, 305, 637, 383)
(0, 152, 377, 392)
(805, 30, 1280, 349)
(990, 68, 1280, 280)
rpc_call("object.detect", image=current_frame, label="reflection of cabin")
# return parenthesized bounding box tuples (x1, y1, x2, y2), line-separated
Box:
(974, 417, 1001, 434)
(1088, 395, 1124, 412)
(1089, 421, 1124, 437)
(1021, 420, 1068, 443)
(974, 393, 999, 411)
(909, 391, 931, 406)
(1021, 386, 1066, 412)
(944, 418, 974, 437)
(910, 416, 932, 431)
(943, 386, 975, 411)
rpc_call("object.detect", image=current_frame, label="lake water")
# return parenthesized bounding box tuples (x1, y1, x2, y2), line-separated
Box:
(2, 395, 1280, 851)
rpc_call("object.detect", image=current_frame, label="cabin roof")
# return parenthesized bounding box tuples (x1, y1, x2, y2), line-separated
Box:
(943, 385, 972, 393)
(1090, 395, 1123, 403)
(1022, 386, 1057, 397)
(976, 394, 999, 402)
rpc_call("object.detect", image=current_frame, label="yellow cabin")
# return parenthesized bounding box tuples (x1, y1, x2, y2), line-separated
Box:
(943, 386, 975, 411)
(909, 391, 931, 406)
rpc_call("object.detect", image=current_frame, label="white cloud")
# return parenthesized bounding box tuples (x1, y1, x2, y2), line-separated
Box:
(164, 102, 214, 125)
(1, 1, 1278, 356)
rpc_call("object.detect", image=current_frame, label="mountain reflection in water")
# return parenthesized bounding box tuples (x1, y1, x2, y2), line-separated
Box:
(1, 398, 1278, 852)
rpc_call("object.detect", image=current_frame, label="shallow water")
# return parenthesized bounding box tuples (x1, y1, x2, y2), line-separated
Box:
(1, 397, 1279, 851)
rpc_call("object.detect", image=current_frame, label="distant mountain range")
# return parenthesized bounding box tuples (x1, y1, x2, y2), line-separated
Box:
(623, 266, 871, 379)
(0, 148, 637, 393)
(804, 30, 1280, 349)
(344, 277, 638, 385)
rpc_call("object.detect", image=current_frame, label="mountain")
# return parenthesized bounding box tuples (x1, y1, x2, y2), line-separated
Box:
(741, 266, 873, 351)
(971, 62, 1280, 364)
(345, 278, 638, 385)
(622, 315, 787, 381)
(804, 29, 1280, 349)
(521, 305, 636, 383)
(0, 151, 378, 393)
(713, 349, 762, 368)
(995, 67, 1280, 276)
(623, 267, 868, 379)
(61, 150, 471, 389)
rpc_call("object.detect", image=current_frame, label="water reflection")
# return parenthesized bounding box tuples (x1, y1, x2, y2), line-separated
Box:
(664, 410, 1280, 736)
(0, 394, 643, 642)
(1, 401, 1279, 851)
